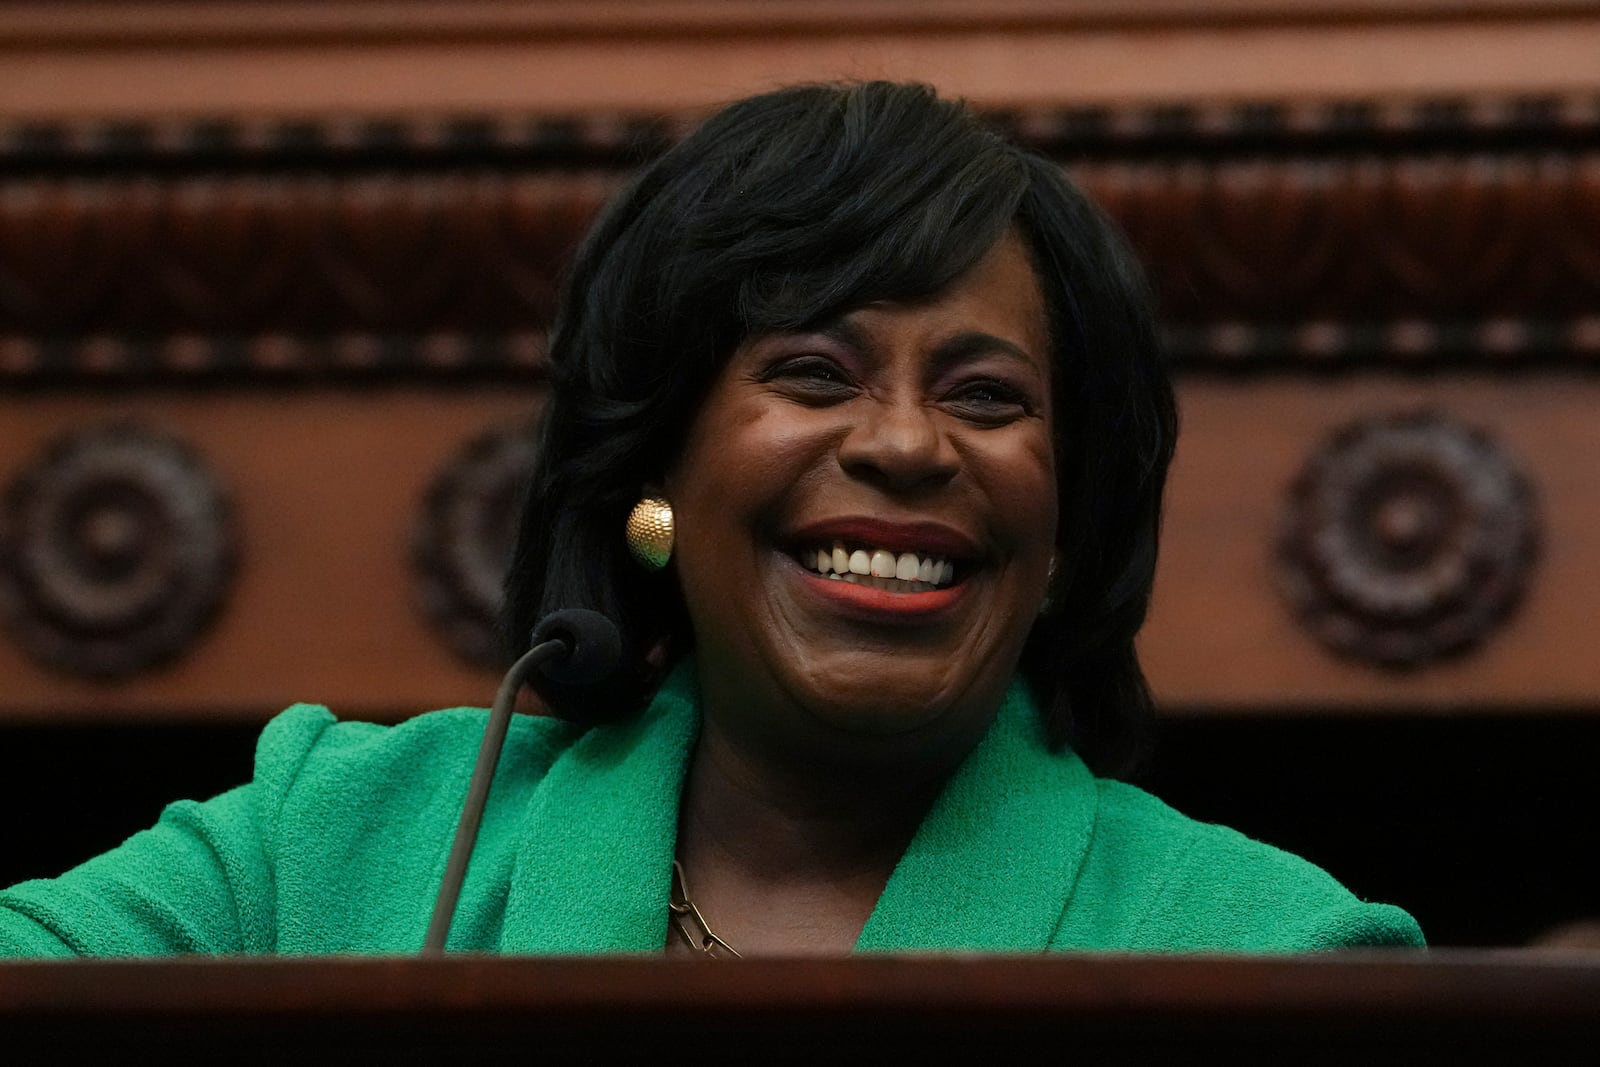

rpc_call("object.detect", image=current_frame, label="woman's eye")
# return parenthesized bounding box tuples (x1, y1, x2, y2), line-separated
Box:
(945, 380, 1033, 424)
(764, 356, 856, 400)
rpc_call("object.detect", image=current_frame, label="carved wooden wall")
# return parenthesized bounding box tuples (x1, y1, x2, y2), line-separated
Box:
(1, 1, 1597, 727)
(4, 87, 1596, 722)
(5, 0, 1600, 947)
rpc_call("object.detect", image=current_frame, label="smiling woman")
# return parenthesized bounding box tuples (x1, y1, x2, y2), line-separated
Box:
(511, 84, 1171, 772)
(657, 234, 1063, 951)
(0, 83, 1423, 958)
(670, 233, 1055, 747)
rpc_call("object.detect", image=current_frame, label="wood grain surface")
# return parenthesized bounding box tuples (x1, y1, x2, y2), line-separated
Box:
(1, 952, 1597, 1062)
(6, 1, 1600, 120)
(3, 376, 1594, 723)
(0, 388, 539, 722)
(1144, 376, 1600, 712)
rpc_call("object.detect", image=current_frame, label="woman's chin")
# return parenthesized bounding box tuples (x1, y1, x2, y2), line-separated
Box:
(779, 657, 991, 740)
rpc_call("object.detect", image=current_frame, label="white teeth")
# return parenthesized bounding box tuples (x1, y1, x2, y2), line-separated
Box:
(803, 542, 960, 589)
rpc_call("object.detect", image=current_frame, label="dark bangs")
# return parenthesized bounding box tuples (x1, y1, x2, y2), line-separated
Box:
(707, 86, 1031, 340)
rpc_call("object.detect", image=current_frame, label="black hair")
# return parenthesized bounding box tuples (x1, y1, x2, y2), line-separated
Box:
(501, 81, 1177, 776)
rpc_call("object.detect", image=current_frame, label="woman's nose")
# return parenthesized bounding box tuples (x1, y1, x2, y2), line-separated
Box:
(836, 396, 960, 492)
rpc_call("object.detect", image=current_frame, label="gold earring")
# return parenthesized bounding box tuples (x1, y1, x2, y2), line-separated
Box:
(625, 496, 675, 570)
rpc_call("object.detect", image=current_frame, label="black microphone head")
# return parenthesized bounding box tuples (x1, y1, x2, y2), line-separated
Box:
(529, 608, 623, 686)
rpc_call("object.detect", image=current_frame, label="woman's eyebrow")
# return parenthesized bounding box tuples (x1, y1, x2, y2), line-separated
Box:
(929, 331, 1043, 374)
(812, 317, 871, 351)
(755, 317, 868, 352)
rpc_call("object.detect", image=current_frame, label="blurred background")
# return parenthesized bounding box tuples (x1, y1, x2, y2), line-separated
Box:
(3, 0, 1599, 947)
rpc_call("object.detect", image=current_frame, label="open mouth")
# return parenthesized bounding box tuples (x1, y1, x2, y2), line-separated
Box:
(796, 543, 963, 595)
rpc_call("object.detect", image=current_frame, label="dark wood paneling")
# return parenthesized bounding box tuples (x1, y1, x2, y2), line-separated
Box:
(1146, 377, 1598, 711)
(0, 390, 538, 721)
(3, 954, 1598, 1061)
(5, 92, 1600, 719)
(7, 0, 1600, 119)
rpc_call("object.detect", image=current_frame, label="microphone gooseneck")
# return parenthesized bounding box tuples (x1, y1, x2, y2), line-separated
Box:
(422, 609, 621, 955)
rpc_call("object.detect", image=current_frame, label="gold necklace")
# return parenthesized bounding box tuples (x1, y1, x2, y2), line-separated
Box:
(669, 860, 742, 958)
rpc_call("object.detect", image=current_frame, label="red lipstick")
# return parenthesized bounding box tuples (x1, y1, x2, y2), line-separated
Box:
(781, 556, 969, 624)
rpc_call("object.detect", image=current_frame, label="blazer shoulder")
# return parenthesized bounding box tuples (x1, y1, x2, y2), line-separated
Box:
(1065, 778, 1424, 952)
(245, 705, 588, 952)
(253, 704, 582, 830)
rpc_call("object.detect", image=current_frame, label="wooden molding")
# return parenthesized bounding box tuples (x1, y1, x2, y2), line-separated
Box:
(0, 423, 237, 678)
(6, 98, 1600, 377)
(1275, 411, 1539, 667)
(5, 2, 1600, 119)
(3, 12, 1599, 717)
(1142, 377, 1598, 713)
(0, 389, 540, 722)
(413, 417, 543, 668)
(2, 379, 1596, 720)
(6, 2, 1600, 46)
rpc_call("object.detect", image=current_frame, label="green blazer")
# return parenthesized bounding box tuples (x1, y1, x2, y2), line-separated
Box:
(0, 666, 1423, 956)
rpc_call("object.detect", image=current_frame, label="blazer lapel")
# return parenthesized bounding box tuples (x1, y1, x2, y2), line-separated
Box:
(499, 667, 700, 954)
(857, 680, 1099, 952)
(498, 667, 1094, 954)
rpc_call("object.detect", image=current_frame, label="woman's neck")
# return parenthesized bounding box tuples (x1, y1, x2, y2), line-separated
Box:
(683, 719, 944, 871)
(669, 719, 949, 956)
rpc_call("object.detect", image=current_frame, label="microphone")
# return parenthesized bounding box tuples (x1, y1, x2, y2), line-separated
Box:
(528, 608, 623, 687)
(422, 609, 621, 955)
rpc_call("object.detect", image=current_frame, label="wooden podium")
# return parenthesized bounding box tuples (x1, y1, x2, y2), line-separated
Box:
(3, 952, 1597, 1063)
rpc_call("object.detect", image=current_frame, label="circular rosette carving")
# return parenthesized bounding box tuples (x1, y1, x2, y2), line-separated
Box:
(1275, 411, 1538, 666)
(0, 424, 236, 677)
(412, 421, 539, 668)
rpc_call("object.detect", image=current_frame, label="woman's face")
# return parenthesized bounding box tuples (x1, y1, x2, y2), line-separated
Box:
(665, 230, 1057, 769)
